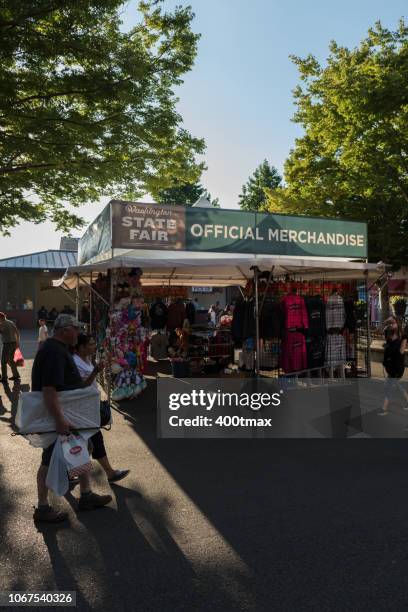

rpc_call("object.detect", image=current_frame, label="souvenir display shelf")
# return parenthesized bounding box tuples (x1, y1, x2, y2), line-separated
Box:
(98, 268, 149, 402)
(188, 327, 234, 362)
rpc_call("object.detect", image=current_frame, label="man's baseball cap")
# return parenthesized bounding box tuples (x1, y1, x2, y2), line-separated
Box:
(54, 314, 80, 330)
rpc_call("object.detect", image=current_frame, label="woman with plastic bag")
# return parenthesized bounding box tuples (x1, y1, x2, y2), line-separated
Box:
(73, 334, 129, 484)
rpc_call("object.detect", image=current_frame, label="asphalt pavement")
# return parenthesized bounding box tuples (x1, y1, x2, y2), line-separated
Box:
(1, 333, 408, 611)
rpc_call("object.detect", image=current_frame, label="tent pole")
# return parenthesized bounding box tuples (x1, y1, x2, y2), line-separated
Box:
(90, 271, 93, 334)
(108, 268, 114, 408)
(253, 266, 260, 377)
(365, 269, 372, 377)
(77, 274, 109, 307)
(75, 275, 79, 320)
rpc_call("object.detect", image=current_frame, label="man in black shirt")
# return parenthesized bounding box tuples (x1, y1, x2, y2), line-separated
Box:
(32, 314, 112, 523)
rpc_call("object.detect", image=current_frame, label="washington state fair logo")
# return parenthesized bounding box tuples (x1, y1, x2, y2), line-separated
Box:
(125, 203, 174, 218)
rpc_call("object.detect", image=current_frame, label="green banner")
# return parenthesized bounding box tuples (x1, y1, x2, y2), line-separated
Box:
(79, 201, 368, 264)
(185, 208, 367, 258)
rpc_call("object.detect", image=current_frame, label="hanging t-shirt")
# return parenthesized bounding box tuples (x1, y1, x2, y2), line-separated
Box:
(344, 299, 356, 332)
(281, 331, 307, 373)
(325, 294, 346, 329)
(281, 294, 309, 330)
(305, 296, 326, 336)
(259, 299, 282, 339)
(307, 335, 326, 369)
(325, 334, 346, 366)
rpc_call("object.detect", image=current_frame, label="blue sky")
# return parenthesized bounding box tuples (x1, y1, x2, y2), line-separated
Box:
(0, 0, 406, 258)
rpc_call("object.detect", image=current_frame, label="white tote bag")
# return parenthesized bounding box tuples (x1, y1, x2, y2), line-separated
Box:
(16, 386, 100, 448)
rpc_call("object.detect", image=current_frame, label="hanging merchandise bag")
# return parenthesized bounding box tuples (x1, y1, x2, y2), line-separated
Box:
(14, 348, 24, 367)
(60, 431, 93, 479)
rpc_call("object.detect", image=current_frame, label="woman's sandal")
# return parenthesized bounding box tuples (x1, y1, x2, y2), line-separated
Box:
(108, 469, 130, 484)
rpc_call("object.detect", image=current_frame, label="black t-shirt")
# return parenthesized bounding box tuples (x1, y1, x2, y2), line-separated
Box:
(305, 296, 326, 336)
(31, 338, 83, 391)
(307, 335, 325, 368)
(383, 334, 407, 378)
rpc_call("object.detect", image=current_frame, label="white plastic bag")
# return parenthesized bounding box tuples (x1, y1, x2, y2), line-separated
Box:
(61, 432, 92, 478)
(46, 437, 69, 496)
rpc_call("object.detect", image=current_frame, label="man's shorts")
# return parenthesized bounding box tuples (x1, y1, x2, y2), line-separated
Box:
(41, 441, 56, 466)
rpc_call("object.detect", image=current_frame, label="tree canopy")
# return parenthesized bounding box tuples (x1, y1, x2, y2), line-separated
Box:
(156, 180, 219, 207)
(277, 21, 408, 266)
(0, 0, 205, 233)
(238, 159, 281, 211)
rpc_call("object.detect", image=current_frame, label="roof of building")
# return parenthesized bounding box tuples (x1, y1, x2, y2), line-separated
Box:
(0, 250, 78, 270)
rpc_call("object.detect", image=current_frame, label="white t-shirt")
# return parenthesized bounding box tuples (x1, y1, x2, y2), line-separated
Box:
(73, 354, 97, 388)
(38, 324, 48, 342)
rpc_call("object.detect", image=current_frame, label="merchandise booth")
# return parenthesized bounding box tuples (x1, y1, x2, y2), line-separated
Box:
(54, 200, 386, 403)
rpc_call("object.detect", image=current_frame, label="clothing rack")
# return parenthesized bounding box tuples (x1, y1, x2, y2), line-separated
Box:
(235, 272, 370, 379)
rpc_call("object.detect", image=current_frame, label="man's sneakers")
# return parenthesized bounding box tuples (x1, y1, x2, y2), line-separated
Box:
(33, 492, 112, 522)
(78, 491, 112, 511)
(33, 505, 68, 523)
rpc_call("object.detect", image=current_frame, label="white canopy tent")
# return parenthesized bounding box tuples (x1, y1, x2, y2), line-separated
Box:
(53, 247, 386, 377)
(53, 249, 387, 290)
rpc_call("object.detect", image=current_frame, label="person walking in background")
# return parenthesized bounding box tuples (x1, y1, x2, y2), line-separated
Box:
(38, 318, 48, 350)
(0, 312, 20, 384)
(73, 334, 130, 484)
(48, 307, 58, 322)
(167, 298, 186, 332)
(208, 304, 217, 327)
(32, 314, 112, 523)
(214, 300, 223, 325)
(379, 316, 408, 416)
(37, 306, 48, 323)
(149, 297, 168, 330)
(185, 299, 196, 325)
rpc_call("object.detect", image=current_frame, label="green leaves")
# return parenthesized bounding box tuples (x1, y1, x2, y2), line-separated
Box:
(238, 160, 282, 212)
(155, 180, 219, 207)
(284, 19, 408, 266)
(0, 0, 205, 232)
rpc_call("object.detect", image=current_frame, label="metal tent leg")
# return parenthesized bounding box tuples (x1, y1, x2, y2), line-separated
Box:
(253, 266, 260, 377)
(75, 275, 79, 320)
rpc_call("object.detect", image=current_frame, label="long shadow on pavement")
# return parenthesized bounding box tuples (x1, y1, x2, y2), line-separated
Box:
(59, 482, 242, 611)
(115, 361, 408, 610)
